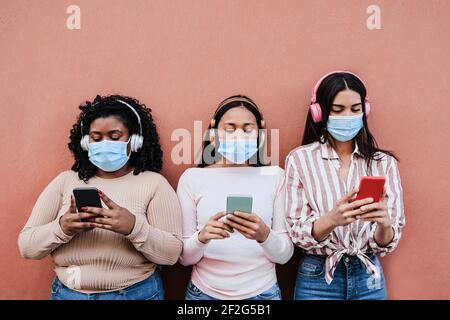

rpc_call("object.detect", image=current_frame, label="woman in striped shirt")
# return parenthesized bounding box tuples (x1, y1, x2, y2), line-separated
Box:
(285, 71, 405, 300)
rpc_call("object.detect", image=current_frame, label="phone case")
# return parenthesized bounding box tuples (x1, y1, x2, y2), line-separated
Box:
(354, 176, 386, 202)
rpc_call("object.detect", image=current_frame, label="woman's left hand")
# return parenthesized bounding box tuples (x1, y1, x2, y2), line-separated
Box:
(355, 195, 391, 228)
(82, 190, 136, 236)
(225, 211, 270, 243)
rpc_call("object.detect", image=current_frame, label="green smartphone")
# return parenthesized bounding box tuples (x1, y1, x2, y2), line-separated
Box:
(226, 194, 253, 214)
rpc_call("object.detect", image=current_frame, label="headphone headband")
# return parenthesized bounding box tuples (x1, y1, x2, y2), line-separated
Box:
(216, 96, 259, 111)
(210, 96, 265, 128)
(311, 70, 370, 104)
(80, 98, 143, 136)
(79, 97, 144, 152)
(309, 70, 371, 123)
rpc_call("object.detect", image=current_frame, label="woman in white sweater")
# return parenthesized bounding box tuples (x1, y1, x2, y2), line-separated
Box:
(177, 95, 293, 300)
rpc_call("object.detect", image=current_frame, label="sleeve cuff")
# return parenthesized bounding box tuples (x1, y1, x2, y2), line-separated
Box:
(126, 214, 149, 242)
(258, 229, 276, 248)
(192, 230, 209, 249)
(53, 217, 74, 243)
(368, 224, 399, 256)
(301, 218, 332, 249)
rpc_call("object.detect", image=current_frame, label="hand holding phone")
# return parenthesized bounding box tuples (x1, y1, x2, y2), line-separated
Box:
(198, 212, 234, 244)
(59, 195, 96, 236)
(225, 194, 270, 243)
(72, 187, 102, 222)
(82, 190, 137, 236)
(352, 176, 391, 228)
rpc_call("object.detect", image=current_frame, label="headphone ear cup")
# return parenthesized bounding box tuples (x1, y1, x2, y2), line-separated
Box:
(209, 129, 216, 146)
(80, 135, 89, 151)
(130, 134, 144, 152)
(364, 101, 371, 117)
(136, 135, 144, 151)
(130, 135, 137, 152)
(309, 103, 323, 123)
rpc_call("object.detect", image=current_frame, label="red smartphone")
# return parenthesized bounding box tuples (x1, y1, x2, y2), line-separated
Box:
(354, 176, 386, 202)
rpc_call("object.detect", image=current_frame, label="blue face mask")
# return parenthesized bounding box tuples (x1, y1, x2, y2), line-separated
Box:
(88, 138, 131, 172)
(326, 113, 364, 142)
(217, 138, 258, 164)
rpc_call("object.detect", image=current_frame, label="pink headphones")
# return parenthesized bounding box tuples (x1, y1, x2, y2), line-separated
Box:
(309, 70, 371, 123)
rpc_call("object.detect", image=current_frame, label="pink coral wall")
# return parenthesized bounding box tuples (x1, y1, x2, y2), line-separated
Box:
(0, 0, 449, 299)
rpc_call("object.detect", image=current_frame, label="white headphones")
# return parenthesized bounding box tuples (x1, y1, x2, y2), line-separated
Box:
(80, 99, 144, 152)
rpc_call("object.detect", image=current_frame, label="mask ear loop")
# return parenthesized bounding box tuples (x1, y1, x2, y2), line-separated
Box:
(205, 119, 219, 165)
(125, 136, 132, 158)
(257, 119, 266, 150)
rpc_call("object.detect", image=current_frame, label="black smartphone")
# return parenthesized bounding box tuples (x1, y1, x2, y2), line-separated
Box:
(73, 187, 102, 221)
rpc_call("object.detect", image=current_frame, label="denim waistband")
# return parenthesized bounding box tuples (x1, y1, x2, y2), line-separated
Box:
(303, 252, 377, 264)
(54, 267, 161, 294)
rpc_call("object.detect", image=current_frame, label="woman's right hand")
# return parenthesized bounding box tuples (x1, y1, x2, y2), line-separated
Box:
(326, 188, 374, 227)
(198, 212, 234, 244)
(59, 196, 97, 236)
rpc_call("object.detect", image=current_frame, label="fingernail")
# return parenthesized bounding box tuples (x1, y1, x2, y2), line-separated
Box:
(81, 207, 87, 211)
(98, 191, 104, 196)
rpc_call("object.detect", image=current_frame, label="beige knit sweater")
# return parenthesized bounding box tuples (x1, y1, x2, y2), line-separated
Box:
(18, 169, 183, 293)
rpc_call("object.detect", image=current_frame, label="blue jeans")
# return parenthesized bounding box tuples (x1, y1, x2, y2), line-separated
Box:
(185, 281, 281, 300)
(49, 269, 164, 300)
(294, 253, 387, 300)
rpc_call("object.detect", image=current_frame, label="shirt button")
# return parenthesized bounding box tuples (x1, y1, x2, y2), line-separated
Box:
(345, 257, 350, 263)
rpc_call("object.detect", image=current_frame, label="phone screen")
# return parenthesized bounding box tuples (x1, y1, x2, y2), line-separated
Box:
(73, 187, 102, 212)
(226, 195, 253, 214)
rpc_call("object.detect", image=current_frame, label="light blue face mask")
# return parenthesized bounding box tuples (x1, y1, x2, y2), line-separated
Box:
(217, 138, 258, 164)
(88, 138, 131, 172)
(326, 113, 364, 142)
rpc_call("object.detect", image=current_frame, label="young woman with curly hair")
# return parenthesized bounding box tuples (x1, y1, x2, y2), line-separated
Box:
(18, 94, 182, 300)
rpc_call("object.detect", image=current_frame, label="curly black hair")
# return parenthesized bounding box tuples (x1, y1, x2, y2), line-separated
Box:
(68, 94, 163, 182)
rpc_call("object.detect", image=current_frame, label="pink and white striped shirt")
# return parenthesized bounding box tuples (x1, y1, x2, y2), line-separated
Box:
(285, 141, 405, 284)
